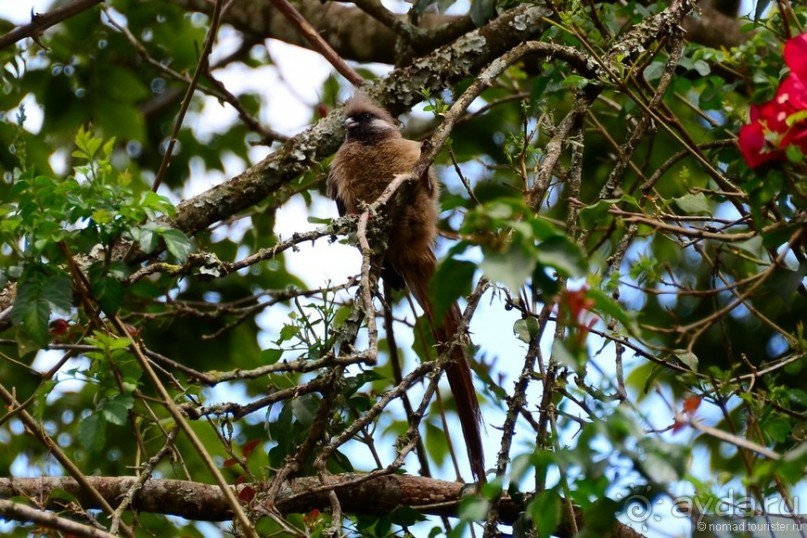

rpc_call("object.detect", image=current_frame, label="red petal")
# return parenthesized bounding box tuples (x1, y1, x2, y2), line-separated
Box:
(749, 104, 761, 122)
(683, 395, 702, 415)
(782, 126, 807, 153)
(757, 100, 790, 133)
(775, 74, 807, 111)
(238, 485, 256, 502)
(564, 289, 587, 319)
(49, 319, 69, 336)
(784, 33, 807, 77)
(738, 122, 780, 167)
(242, 439, 261, 458)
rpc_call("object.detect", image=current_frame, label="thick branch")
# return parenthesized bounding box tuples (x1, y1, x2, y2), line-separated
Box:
(0, 474, 503, 522)
(171, 0, 473, 64)
(0, 474, 643, 537)
(681, 5, 748, 49)
(171, 0, 747, 65)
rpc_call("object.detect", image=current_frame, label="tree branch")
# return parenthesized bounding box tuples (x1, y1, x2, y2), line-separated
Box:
(0, 0, 103, 50)
(0, 474, 645, 537)
(0, 500, 117, 538)
(269, 0, 365, 87)
(171, 0, 748, 65)
(171, 0, 473, 63)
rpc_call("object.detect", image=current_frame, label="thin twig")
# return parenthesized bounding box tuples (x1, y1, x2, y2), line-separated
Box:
(152, 0, 224, 192)
(0, 383, 135, 538)
(0, 500, 117, 538)
(0, 0, 102, 50)
(269, 0, 365, 87)
(108, 313, 259, 537)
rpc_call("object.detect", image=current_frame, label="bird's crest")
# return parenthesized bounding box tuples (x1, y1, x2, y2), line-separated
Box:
(344, 93, 398, 127)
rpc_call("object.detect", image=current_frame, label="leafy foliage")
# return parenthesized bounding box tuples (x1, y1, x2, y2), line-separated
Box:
(0, 0, 805, 537)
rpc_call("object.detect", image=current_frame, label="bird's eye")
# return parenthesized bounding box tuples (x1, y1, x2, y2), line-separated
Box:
(360, 112, 374, 121)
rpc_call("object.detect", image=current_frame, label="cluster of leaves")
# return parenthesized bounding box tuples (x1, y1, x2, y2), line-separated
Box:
(2, 126, 190, 347)
(0, 0, 806, 536)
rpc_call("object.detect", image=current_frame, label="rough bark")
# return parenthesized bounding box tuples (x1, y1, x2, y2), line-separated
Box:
(172, 0, 748, 65)
(172, 0, 475, 64)
(0, 474, 644, 537)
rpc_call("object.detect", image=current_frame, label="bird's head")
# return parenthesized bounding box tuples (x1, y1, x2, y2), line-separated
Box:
(343, 94, 400, 143)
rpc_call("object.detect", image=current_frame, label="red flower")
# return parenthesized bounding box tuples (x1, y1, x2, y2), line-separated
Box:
(784, 33, 807, 77)
(739, 33, 807, 168)
(565, 288, 594, 320)
(682, 395, 702, 415)
(738, 121, 779, 167)
(777, 73, 807, 110)
(783, 127, 807, 154)
(754, 100, 790, 133)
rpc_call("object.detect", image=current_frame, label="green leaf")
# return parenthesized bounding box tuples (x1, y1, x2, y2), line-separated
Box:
(79, 413, 106, 453)
(73, 126, 102, 161)
(328, 448, 354, 473)
(480, 244, 534, 291)
(513, 317, 539, 343)
(424, 421, 448, 466)
(102, 137, 117, 159)
(643, 61, 665, 82)
(674, 193, 710, 215)
(132, 225, 158, 254)
(91, 208, 113, 224)
(412, 315, 438, 362)
(528, 490, 562, 537)
(291, 394, 319, 427)
(733, 236, 763, 258)
(140, 191, 175, 216)
(578, 498, 619, 538)
(761, 414, 791, 444)
(470, 0, 496, 26)
(100, 394, 135, 426)
(430, 259, 476, 325)
(33, 379, 57, 423)
(458, 496, 490, 521)
(785, 143, 804, 164)
(671, 349, 698, 372)
(638, 438, 685, 482)
(260, 348, 283, 364)
(161, 228, 192, 262)
(551, 339, 579, 368)
(93, 274, 124, 314)
(389, 506, 425, 526)
(535, 236, 587, 277)
(277, 324, 301, 343)
(692, 59, 710, 76)
(585, 288, 640, 335)
(42, 274, 73, 313)
(11, 277, 58, 345)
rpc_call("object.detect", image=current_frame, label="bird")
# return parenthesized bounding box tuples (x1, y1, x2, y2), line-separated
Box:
(327, 94, 485, 481)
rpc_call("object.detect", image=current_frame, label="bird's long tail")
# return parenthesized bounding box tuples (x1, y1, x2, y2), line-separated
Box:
(395, 250, 485, 481)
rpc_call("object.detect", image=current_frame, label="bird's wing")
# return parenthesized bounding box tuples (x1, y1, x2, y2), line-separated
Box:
(326, 170, 347, 216)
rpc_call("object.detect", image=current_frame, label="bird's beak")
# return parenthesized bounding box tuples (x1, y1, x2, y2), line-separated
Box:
(344, 118, 357, 128)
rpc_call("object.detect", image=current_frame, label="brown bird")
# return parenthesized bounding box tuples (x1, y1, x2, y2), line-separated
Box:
(327, 95, 485, 481)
